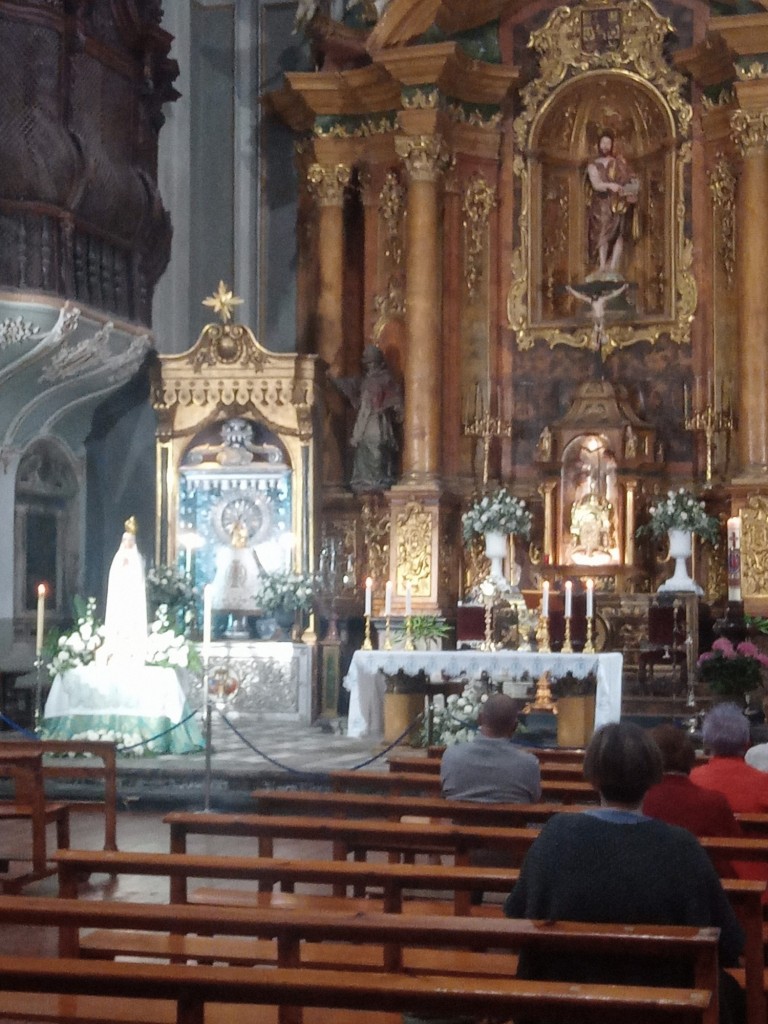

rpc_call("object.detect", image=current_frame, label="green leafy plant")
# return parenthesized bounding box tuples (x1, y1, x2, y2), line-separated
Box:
(394, 615, 452, 645)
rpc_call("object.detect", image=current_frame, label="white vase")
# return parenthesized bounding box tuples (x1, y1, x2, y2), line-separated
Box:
(658, 528, 702, 594)
(484, 530, 508, 581)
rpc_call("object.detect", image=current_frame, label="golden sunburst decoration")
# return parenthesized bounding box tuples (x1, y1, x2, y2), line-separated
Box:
(202, 281, 243, 324)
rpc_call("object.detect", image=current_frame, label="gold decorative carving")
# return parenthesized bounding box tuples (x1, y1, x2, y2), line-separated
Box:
(189, 324, 267, 374)
(463, 535, 489, 596)
(446, 102, 502, 128)
(736, 61, 768, 81)
(507, 0, 695, 354)
(462, 174, 497, 298)
(730, 109, 768, 157)
(361, 498, 390, 584)
(379, 171, 405, 266)
(708, 154, 737, 285)
(306, 163, 352, 205)
(372, 278, 406, 341)
(395, 500, 433, 597)
(704, 536, 727, 607)
(701, 89, 735, 112)
(314, 116, 395, 139)
(402, 88, 439, 109)
(395, 135, 450, 183)
(202, 281, 243, 324)
(742, 495, 768, 597)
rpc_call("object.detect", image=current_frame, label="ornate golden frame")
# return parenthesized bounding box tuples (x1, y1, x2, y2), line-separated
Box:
(506, 0, 695, 353)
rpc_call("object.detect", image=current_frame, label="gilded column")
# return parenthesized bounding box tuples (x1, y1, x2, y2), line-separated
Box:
(395, 134, 449, 482)
(306, 162, 352, 376)
(731, 109, 768, 476)
(306, 161, 352, 484)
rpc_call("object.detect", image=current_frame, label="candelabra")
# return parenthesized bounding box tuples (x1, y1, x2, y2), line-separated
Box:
(561, 615, 574, 653)
(583, 617, 595, 653)
(683, 380, 734, 484)
(317, 538, 356, 641)
(462, 382, 514, 487)
(535, 614, 551, 653)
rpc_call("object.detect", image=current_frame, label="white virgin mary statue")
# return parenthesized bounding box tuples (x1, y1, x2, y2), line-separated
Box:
(102, 516, 148, 663)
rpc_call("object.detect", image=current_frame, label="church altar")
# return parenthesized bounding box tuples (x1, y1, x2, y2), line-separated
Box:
(41, 663, 205, 755)
(344, 650, 623, 740)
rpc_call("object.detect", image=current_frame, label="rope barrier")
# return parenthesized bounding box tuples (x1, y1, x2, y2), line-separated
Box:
(117, 706, 204, 754)
(0, 713, 38, 738)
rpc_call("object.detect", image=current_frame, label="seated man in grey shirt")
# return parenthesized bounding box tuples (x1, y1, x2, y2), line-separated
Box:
(440, 693, 542, 803)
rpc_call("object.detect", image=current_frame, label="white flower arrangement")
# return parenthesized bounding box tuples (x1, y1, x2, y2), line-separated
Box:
(462, 488, 532, 543)
(637, 488, 719, 545)
(46, 599, 200, 677)
(255, 570, 317, 615)
(48, 598, 105, 678)
(424, 681, 489, 746)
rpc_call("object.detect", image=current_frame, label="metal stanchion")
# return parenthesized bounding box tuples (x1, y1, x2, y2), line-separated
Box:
(203, 676, 213, 813)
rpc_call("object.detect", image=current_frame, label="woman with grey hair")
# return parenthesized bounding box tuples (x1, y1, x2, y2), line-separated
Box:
(505, 722, 745, 1024)
(691, 702, 768, 812)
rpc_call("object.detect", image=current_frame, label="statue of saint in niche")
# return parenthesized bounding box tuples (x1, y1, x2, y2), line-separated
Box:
(334, 344, 403, 494)
(566, 442, 617, 566)
(586, 130, 640, 282)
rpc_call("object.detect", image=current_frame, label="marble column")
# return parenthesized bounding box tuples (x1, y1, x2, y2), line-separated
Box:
(306, 161, 351, 485)
(731, 109, 768, 477)
(395, 134, 449, 483)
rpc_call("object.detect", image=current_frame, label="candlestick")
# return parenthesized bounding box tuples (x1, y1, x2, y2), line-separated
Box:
(202, 584, 213, 660)
(562, 616, 573, 654)
(405, 581, 412, 618)
(365, 577, 372, 617)
(564, 581, 572, 619)
(535, 614, 551, 653)
(384, 580, 392, 617)
(586, 579, 594, 619)
(541, 581, 549, 619)
(362, 612, 373, 651)
(35, 584, 46, 656)
(727, 516, 742, 602)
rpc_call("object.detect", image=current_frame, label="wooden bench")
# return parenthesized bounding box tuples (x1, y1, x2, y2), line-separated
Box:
(0, 739, 117, 851)
(389, 753, 586, 781)
(328, 768, 597, 802)
(0, 950, 717, 1024)
(250, 788, 589, 825)
(55, 848, 521, 917)
(0, 749, 70, 889)
(0, 894, 721, 1024)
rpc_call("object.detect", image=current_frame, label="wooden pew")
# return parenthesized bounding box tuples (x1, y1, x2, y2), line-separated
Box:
(328, 768, 597, 802)
(55, 848, 521, 917)
(0, 739, 117, 851)
(250, 788, 588, 825)
(388, 754, 585, 781)
(52, 850, 763, 1024)
(0, 749, 70, 889)
(0, 950, 716, 1024)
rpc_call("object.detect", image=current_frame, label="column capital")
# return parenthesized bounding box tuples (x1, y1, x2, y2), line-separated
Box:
(395, 135, 451, 183)
(730, 108, 768, 157)
(305, 163, 352, 206)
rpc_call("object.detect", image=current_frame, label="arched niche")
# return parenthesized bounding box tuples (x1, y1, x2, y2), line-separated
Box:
(14, 439, 80, 621)
(560, 433, 619, 568)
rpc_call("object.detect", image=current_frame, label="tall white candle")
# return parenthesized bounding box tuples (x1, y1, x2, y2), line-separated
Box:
(727, 516, 742, 602)
(35, 584, 46, 656)
(405, 581, 412, 617)
(586, 579, 594, 619)
(564, 580, 573, 618)
(203, 584, 213, 658)
(384, 580, 393, 617)
(365, 577, 373, 616)
(541, 581, 549, 618)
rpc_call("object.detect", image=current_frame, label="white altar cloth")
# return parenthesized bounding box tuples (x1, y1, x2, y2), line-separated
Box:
(343, 650, 623, 740)
(42, 663, 204, 755)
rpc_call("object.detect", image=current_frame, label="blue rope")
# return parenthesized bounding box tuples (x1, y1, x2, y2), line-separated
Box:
(114, 706, 203, 753)
(0, 713, 38, 738)
(216, 706, 426, 776)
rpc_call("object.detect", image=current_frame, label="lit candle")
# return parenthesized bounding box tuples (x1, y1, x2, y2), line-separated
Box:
(365, 577, 372, 617)
(586, 579, 594, 619)
(405, 581, 412, 617)
(727, 516, 742, 602)
(564, 580, 573, 619)
(35, 584, 46, 656)
(541, 581, 549, 618)
(384, 580, 393, 617)
(203, 584, 213, 659)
